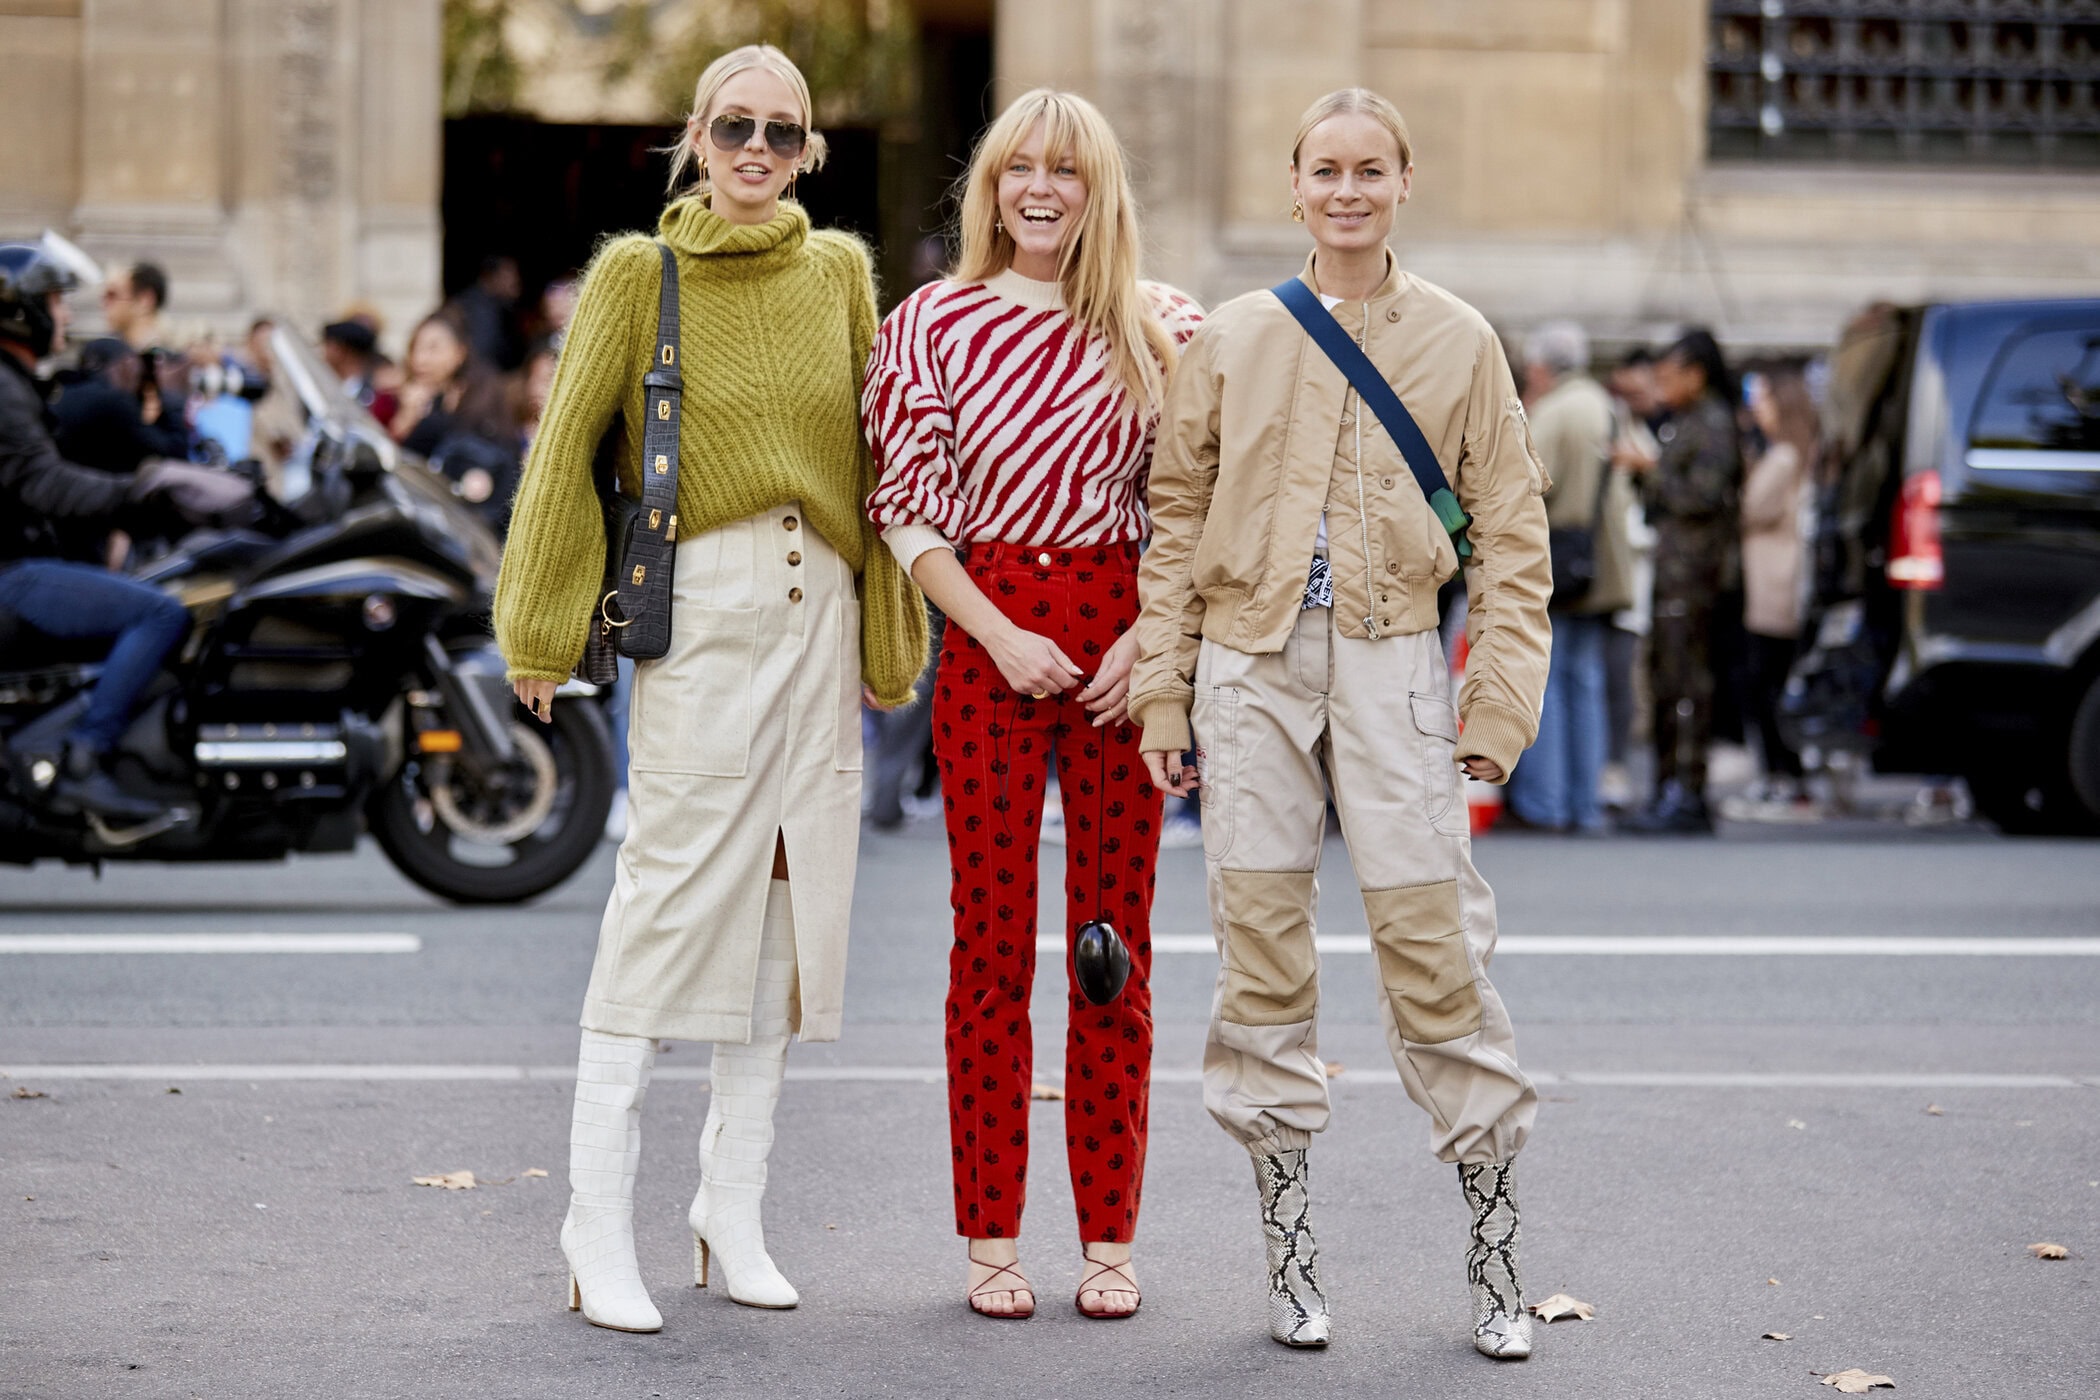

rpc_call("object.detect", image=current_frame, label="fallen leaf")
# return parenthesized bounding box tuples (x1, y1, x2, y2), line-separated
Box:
(1818, 1369, 1895, 1394)
(1528, 1293, 1594, 1322)
(2027, 1242, 2068, 1260)
(521, 1168, 548, 1179)
(1324, 1061, 1345, 1078)
(1768, 1278, 1781, 1286)
(1924, 1104, 1942, 1116)
(1763, 1331, 1791, 1341)
(412, 1170, 478, 1190)
(12, 1087, 46, 1099)
(1787, 1118, 1808, 1130)
(1029, 1083, 1063, 1101)
(825, 1223, 838, 1230)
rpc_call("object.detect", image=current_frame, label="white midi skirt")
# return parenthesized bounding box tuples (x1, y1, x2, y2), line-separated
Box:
(580, 501, 863, 1043)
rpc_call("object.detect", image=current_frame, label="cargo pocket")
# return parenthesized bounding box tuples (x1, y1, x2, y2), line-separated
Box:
(630, 606, 759, 776)
(1409, 690, 1465, 836)
(1191, 684, 1237, 862)
(1363, 879, 1481, 1045)
(833, 591, 864, 773)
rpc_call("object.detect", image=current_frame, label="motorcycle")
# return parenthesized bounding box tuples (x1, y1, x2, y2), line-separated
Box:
(0, 329, 615, 903)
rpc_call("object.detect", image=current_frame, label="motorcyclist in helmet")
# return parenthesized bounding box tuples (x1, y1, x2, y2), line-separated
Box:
(0, 234, 253, 824)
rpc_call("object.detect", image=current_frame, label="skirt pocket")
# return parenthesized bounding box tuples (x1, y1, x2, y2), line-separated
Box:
(631, 605, 760, 776)
(833, 591, 864, 774)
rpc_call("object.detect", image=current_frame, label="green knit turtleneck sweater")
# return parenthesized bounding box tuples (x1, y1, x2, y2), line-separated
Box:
(493, 198, 928, 706)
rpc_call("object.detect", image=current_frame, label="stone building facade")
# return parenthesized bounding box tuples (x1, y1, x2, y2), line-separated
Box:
(0, 0, 441, 351)
(1000, 0, 2100, 348)
(3, 1, 2093, 355)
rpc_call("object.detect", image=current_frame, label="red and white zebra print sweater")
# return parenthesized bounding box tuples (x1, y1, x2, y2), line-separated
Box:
(862, 267, 1203, 569)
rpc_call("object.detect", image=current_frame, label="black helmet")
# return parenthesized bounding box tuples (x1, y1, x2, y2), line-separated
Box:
(0, 232, 100, 358)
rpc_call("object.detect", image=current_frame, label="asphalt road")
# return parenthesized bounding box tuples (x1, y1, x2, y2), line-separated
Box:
(3, 815, 2096, 1400)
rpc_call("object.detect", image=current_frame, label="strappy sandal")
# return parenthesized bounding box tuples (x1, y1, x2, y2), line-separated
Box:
(1075, 1245, 1141, 1320)
(967, 1250, 1036, 1320)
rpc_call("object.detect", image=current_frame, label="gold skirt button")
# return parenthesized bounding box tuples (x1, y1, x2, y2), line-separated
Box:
(787, 551, 802, 566)
(783, 515, 799, 531)
(789, 587, 804, 603)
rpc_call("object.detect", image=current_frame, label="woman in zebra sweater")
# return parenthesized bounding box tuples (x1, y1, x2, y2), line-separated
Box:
(863, 89, 1200, 1322)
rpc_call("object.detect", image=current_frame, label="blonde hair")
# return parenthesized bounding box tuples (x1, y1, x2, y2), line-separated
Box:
(1291, 87, 1414, 169)
(664, 44, 830, 197)
(953, 89, 1177, 409)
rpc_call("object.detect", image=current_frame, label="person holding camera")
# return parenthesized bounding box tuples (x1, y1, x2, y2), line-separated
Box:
(0, 238, 251, 824)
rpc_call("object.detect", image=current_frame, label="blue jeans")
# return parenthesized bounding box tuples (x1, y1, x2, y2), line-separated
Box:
(1507, 612, 1609, 831)
(0, 560, 190, 751)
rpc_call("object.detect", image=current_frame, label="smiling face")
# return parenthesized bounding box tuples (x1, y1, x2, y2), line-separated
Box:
(408, 319, 467, 387)
(1292, 112, 1411, 258)
(996, 118, 1090, 281)
(695, 66, 806, 224)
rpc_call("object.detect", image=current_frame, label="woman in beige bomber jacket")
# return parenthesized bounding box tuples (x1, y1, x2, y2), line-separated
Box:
(1130, 88, 1553, 1360)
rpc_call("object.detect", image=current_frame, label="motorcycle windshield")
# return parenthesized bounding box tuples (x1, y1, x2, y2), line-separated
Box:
(269, 327, 502, 590)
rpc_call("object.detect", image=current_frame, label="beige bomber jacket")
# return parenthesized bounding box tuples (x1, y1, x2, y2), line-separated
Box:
(1130, 253, 1555, 779)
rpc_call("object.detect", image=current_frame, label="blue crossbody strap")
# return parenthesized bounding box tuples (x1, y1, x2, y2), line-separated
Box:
(1271, 278, 1472, 559)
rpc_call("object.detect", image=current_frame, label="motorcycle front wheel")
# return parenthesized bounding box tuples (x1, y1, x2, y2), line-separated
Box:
(369, 699, 615, 903)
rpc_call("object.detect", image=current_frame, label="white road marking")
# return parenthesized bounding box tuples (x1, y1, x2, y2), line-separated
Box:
(0, 933, 421, 955)
(2, 1063, 2091, 1090)
(1042, 935, 2100, 957)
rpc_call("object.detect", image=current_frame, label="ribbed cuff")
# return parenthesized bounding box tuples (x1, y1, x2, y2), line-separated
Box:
(1134, 696, 1192, 755)
(1455, 700, 1533, 784)
(881, 521, 954, 576)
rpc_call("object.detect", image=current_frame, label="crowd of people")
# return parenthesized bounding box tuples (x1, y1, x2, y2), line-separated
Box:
(1504, 323, 1826, 837)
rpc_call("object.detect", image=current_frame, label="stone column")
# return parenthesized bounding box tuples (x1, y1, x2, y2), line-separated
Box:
(1088, 0, 1227, 297)
(71, 0, 242, 337)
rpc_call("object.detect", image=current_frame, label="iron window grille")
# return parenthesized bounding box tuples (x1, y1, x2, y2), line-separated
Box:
(1709, 0, 2100, 166)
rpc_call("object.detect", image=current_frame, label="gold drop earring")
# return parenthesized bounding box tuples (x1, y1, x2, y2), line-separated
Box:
(1290, 198, 1305, 223)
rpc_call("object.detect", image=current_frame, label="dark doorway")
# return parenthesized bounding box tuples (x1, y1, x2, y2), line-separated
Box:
(442, 117, 881, 308)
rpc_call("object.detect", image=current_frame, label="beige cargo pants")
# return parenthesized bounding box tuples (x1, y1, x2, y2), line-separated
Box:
(1190, 605, 1536, 1165)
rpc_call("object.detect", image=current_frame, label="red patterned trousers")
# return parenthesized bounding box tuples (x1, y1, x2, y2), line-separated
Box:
(933, 541, 1161, 1243)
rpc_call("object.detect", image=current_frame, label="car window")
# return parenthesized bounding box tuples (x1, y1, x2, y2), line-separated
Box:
(1969, 326, 2100, 454)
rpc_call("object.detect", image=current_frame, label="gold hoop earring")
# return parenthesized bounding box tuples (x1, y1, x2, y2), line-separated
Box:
(1290, 199, 1305, 223)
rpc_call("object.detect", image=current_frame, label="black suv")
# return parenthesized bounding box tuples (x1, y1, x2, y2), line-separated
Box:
(1784, 298, 2100, 834)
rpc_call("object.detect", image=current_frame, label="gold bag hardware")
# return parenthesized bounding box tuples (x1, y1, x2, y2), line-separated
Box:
(657, 400, 671, 421)
(654, 454, 668, 475)
(631, 565, 646, 585)
(661, 344, 675, 365)
(648, 509, 661, 530)
(666, 514, 678, 541)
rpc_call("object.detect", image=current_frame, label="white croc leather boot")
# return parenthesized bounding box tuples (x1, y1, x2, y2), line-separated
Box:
(1255, 1149, 1331, 1348)
(689, 879, 799, 1309)
(1460, 1160, 1534, 1360)
(560, 1028, 662, 1333)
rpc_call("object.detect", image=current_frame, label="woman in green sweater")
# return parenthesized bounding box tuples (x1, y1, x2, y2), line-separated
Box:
(494, 43, 926, 1336)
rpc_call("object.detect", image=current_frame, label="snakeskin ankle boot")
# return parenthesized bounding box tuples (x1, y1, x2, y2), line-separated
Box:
(1459, 1160, 1532, 1359)
(1254, 1149, 1330, 1348)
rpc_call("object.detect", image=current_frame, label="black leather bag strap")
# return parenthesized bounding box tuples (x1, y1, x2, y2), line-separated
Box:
(612, 242, 682, 660)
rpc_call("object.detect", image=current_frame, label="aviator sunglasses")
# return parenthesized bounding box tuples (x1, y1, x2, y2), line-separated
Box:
(707, 112, 807, 160)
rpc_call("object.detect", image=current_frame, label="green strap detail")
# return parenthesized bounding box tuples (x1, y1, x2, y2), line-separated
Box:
(1430, 487, 1474, 559)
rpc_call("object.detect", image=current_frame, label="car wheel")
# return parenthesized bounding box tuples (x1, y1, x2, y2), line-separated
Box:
(1967, 766, 2100, 838)
(2069, 673, 2100, 821)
